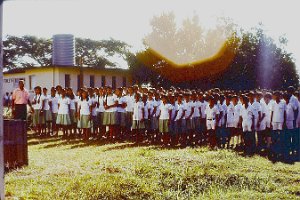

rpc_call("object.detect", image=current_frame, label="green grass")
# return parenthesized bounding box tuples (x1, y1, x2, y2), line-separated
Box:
(5, 135, 300, 200)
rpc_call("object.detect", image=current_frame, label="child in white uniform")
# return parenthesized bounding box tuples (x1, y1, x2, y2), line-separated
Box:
(32, 86, 44, 136)
(42, 87, 52, 136)
(240, 96, 255, 155)
(205, 96, 219, 149)
(77, 90, 92, 140)
(56, 89, 71, 138)
(49, 88, 59, 136)
(132, 93, 145, 143)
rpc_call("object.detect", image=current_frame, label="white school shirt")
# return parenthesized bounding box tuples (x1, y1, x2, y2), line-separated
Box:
(240, 104, 254, 124)
(205, 105, 220, 120)
(125, 94, 135, 112)
(249, 101, 262, 119)
(78, 99, 92, 115)
(233, 103, 243, 123)
(32, 95, 43, 110)
(70, 98, 76, 110)
(42, 94, 50, 111)
(289, 95, 299, 111)
(200, 101, 208, 119)
(143, 102, 151, 119)
(133, 101, 144, 120)
(155, 100, 161, 117)
(260, 102, 269, 123)
(175, 103, 187, 121)
(159, 103, 172, 120)
(146, 99, 155, 117)
(58, 97, 71, 115)
(193, 101, 201, 118)
(89, 96, 98, 116)
(117, 96, 127, 113)
(286, 102, 295, 121)
(271, 101, 286, 123)
(49, 96, 59, 113)
(105, 94, 118, 113)
(184, 101, 195, 119)
(297, 101, 300, 125)
(226, 102, 235, 124)
(96, 95, 105, 113)
(220, 102, 227, 125)
(170, 103, 178, 121)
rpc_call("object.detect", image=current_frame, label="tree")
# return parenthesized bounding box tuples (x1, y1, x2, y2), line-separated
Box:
(3, 36, 132, 70)
(132, 13, 299, 90)
(3, 35, 52, 69)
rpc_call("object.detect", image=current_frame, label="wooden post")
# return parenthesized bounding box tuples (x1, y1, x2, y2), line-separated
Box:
(0, 1, 5, 199)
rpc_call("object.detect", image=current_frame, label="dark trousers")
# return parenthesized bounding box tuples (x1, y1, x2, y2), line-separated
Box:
(14, 104, 27, 120)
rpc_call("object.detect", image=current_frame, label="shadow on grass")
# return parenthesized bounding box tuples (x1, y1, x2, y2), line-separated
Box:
(27, 132, 299, 165)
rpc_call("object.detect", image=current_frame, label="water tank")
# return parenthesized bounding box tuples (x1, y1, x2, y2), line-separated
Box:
(52, 34, 75, 66)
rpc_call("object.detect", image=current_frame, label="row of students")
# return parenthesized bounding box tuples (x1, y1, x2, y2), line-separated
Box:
(28, 85, 300, 158)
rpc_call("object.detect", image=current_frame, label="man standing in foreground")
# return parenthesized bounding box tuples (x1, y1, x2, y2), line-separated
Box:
(12, 80, 32, 120)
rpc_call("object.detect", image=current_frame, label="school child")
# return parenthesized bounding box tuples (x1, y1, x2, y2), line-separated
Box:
(103, 86, 118, 141)
(56, 89, 71, 138)
(205, 96, 220, 149)
(256, 93, 271, 152)
(225, 95, 235, 148)
(240, 96, 255, 155)
(125, 86, 135, 139)
(49, 88, 59, 136)
(132, 93, 145, 143)
(283, 93, 294, 162)
(232, 95, 243, 149)
(142, 94, 151, 143)
(96, 87, 105, 139)
(218, 95, 228, 148)
(295, 92, 300, 160)
(175, 94, 187, 146)
(67, 88, 77, 137)
(184, 92, 195, 145)
(168, 94, 178, 146)
(147, 92, 158, 144)
(77, 90, 92, 141)
(199, 93, 208, 145)
(32, 86, 45, 136)
(42, 87, 52, 136)
(88, 88, 98, 140)
(158, 95, 172, 145)
(192, 93, 202, 145)
(116, 88, 127, 141)
(270, 91, 287, 160)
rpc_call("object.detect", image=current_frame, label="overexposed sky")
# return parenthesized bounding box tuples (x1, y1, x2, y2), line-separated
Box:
(3, 0, 300, 73)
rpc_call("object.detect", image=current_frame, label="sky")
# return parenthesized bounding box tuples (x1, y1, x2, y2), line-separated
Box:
(3, 0, 300, 73)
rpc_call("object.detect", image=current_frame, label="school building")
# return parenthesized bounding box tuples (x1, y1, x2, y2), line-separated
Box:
(3, 66, 133, 94)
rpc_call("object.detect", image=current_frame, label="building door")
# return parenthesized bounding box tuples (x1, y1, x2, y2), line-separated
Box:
(65, 74, 70, 88)
(29, 75, 36, 91)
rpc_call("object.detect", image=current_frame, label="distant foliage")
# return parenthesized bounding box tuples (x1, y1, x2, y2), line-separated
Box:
(3, 36, 131, 69)
(130, 13, 299, 90)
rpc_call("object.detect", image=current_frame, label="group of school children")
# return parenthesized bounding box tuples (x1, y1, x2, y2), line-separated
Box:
(28, 84, 300, 161)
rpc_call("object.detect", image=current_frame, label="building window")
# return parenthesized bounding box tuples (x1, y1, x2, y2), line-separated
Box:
(122, 77, 126, 87)
(29, 75, 35, 90)
(77, 75, 81, 90)
(112, 76, 116, 89)
(90, 75, 95, 88)
(101, 75, 106, 87)
(65, 74, 70, 88)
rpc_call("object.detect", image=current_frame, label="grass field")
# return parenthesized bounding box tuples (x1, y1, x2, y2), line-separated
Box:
(5, 134, 300, 200)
